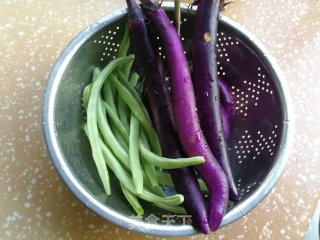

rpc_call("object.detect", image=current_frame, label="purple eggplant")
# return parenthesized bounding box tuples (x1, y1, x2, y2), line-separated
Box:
(218, 78, 235, 139)
(140, 0, 229, 230)
(192, 0, 238, 201)
(126, 0, 210, 233)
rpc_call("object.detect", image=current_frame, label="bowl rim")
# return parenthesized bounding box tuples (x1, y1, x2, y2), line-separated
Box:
(42, 2, 294, 237)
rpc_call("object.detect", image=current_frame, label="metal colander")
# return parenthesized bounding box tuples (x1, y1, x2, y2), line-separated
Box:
(43, 2, 293, 237)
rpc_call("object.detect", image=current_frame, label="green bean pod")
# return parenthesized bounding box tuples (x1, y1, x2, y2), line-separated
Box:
(86, 55, 134, 195)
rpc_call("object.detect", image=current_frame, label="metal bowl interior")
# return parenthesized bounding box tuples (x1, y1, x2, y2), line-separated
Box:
(43, 3, 293, 236)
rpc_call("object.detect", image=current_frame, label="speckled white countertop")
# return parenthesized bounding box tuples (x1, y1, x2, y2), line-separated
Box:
(1, 0, 319, 239)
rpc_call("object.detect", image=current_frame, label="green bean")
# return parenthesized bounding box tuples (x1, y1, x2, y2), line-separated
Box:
(120, 182, 144, 216)
(97, 98, 130, 169)
(129, 115, 143, 195)
(129, 72, 140, 88)
(112, 127, 129, 152)
(92, 67, 101, 83)
(102, 101, 165, 194)
(117, 24, 130, 58)
(103, 101, 129, 142)
(99, 140, 184, 206)
(140, 130, 158, 188)
(156, 171, 208, 192)
(117, 71, 150, 119)
(110, 74, 162, 156)
(82, 84, 92, 112)
(156, 171, 174, 187)
(154, 202, 186, 215)
(116, 80, 130, 130)
(83, 124, 182, 205)
(139, 143, 204, 169)
(103, 79, 118, 117)
(103, 94, 204, 171)
(86, 55, 134, 195)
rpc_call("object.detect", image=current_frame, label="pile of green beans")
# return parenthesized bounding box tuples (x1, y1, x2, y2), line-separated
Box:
(81, 27, 205, 215)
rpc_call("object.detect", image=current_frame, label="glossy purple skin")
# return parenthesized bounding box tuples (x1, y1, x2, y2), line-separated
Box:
(218, 78, 235, 139)
(126, 0, 209, 234)
(192, 0, 238, 203)
(140, 0, 229, 230)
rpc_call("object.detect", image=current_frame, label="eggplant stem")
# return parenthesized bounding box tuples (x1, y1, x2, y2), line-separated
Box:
(174, 0, 181, 36)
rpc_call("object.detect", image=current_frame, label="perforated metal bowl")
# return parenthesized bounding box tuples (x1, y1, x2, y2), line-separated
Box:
(43, 2, 293, 236)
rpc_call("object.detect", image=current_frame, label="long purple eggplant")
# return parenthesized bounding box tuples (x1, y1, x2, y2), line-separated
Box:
(140, 0, 229, 230)
(125, 0, 210, 233)
(192, 0, 238, 201)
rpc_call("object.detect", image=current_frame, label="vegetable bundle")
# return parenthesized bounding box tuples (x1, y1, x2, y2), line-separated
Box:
(83, 0, 238, 235)
(83, 29, 206, 215)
